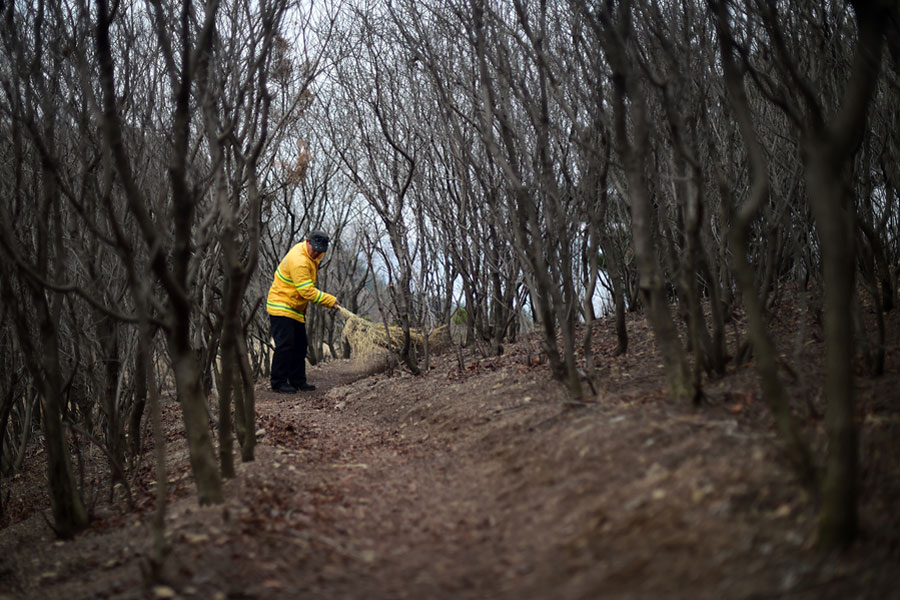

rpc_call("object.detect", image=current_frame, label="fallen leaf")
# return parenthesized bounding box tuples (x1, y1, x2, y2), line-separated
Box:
(360, 549, 376, 563)
(153, 586, 176, 599)
(773, 504, 792, 518)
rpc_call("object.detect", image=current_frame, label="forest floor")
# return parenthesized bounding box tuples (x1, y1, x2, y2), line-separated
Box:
(1, 298, 899, 600)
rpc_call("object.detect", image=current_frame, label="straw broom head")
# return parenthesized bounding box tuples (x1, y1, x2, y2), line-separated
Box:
(337, 306, 430, 357)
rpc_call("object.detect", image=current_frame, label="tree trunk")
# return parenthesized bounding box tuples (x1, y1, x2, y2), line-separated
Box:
(806, 144, 858, 548)
(805, 0, 887, 549)
(600, 234, 628, 355)
(217, 328, 236, 479)
(145, 319, 169, 580)
(128, 342, 148, 461)
(98, 316, 127, 500)
(608, 36, 695, 404)
(234, 328, 257, 462)
(232, 352, 249, 454)
(0, 374, 18, 476)
(168, 327, 223, 505)
(35, 294, 89, 537)
(713, 0, 817, 487)
(216, 258, 246, 479)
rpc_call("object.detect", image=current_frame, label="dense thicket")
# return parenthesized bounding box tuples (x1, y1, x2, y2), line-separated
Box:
(1, 0, 897, 556)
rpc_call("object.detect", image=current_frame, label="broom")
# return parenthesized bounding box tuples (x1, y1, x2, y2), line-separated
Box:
(336, 306, 441, 359)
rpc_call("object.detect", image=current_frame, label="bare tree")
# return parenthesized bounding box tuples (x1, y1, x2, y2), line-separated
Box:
(325, 8, 428, 374)
(582, 0, 698, 404)
(89, 0, 223, 504)
(0, 0, 90, 535)
(711, 0, 817, 488)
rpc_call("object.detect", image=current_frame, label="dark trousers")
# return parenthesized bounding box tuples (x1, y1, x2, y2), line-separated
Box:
(270, 315, 308, 388)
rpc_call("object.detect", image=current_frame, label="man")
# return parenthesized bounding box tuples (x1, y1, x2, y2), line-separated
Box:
(266, 230, 340, 393)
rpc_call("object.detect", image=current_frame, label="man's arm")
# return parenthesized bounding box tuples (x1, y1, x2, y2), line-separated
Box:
(292, 257, 338, 308)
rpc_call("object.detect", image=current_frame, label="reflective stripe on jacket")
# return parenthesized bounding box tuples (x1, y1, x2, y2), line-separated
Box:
(266, 242, 337, 323)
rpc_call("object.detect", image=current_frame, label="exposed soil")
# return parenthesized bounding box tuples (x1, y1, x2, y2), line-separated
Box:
(1, 303, 899, 599)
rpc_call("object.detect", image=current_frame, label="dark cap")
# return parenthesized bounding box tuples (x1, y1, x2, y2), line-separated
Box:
(308, 230, 329, 253)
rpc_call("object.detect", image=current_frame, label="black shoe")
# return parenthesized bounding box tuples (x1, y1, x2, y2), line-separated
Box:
(296, 383, 316, 392)
(272, 384, 297, 394)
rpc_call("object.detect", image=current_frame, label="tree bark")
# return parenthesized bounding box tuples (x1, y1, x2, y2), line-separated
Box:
(805, 0, 887, 549)
(713, 0, 817, 487)
(806, 142, 859, 547)
(35, 291, 90, 537)
(169, 330, 224, 504)
(604, 3, 696, 405)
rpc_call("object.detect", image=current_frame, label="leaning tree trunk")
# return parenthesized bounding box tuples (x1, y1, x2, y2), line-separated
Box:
(233, 328, 257, 462)
(35, 293, 89, 537)
(606, 26, 696, 404)
(94, 0, 223, 505)
(390, 229, 422, 376)
(618, 131, 695, 403)
(599, 231, 629, 355)
(0, 238, 89, 538)
(217, 318, 236, 480)
(217, 243, 251, 474)
(713, 1, 817, 487)
(128, 341, 148, 461)
(804, 0, 887, 549)
(97, 315, 128, 499)
(168, 318, 224, 505)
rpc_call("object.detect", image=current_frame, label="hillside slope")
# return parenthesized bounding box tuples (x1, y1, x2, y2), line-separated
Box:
(1, 308, 898, 599)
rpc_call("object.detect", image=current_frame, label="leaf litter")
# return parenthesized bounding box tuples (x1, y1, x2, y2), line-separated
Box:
(0, 306, 898, 599)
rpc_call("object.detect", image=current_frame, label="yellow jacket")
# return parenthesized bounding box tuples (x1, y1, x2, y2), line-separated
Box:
(266, 242, 337, 323)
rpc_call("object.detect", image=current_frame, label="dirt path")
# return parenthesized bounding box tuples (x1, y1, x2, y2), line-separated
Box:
(234, 363, 539, 599)
(166, 351, 894, 600)
(2, 319, 898, 599)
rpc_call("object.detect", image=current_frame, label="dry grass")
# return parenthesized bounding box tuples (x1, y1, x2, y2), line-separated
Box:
(338, 306, 451, 362)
